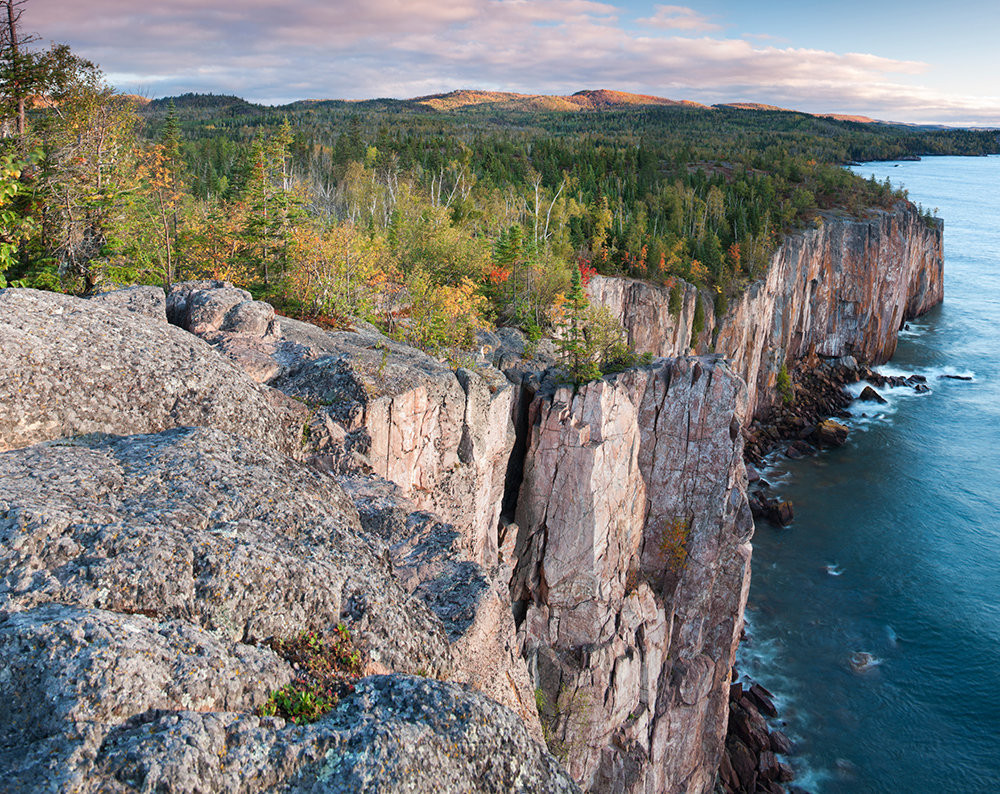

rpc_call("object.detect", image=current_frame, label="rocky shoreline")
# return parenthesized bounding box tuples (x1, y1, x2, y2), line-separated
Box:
(723, 347, 935, 793)
(742, 352, 931, 528)
(718, 673, 798, 794)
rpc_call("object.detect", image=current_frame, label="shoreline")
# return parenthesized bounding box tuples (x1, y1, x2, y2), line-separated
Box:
(725, 350, 932, 794)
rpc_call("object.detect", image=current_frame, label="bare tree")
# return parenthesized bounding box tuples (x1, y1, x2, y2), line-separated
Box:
(0, 0, 39, 136)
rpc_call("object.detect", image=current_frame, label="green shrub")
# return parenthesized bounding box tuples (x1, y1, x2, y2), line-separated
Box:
(668, 283, 683, 318)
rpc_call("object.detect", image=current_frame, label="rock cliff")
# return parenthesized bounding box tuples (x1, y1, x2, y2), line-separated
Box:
(591, 204, 944, 418)
(508, 357, 753, 793)
(2, 200, 923, 794)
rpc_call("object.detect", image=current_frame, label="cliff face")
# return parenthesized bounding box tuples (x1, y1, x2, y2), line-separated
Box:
(509, 358, 753, 793)
(1, 197, 932, 794)
(592, 204, 944, 417)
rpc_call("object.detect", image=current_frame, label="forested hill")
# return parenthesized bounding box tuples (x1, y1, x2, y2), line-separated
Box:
(142, 88, 1000, 163)
(6, 66, 998, 375)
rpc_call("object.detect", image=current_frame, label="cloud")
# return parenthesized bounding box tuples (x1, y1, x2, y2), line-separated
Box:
(634, 5, 721, 32)
(27, 0, 1000, 125)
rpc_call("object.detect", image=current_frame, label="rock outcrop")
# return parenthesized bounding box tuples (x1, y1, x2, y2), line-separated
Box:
(165, 281, 515, 569)
(509, 357, 753, 793)
(0, 288, 305, 456)
(587, 275, 714, 357)
(591, 204, 943, 418)
(0, 424, 573, 793)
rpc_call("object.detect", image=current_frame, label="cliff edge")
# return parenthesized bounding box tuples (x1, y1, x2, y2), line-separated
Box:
(591, 203, 944, 418)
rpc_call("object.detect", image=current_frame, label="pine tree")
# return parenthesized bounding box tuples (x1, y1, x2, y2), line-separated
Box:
(556, 265, 600, 385)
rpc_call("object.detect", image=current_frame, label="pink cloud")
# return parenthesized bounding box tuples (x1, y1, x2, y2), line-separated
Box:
(25, 0, 1000, 125)
(634, 5, 721, 32)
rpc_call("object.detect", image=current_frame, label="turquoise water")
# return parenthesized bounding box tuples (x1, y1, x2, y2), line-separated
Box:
(739, 156, 1000, 793)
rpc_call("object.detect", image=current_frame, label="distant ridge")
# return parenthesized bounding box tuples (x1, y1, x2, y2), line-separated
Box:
(411, 88, 709, 112)
(714, 102, 794, 112)
(144, 88, 967, 130)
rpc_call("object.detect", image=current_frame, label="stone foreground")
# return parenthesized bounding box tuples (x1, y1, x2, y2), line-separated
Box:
(0, 279, 754, 794)
(0, 425, 577, 793)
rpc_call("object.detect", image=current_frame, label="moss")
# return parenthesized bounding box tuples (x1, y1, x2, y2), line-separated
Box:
(777, 363, 794, 405)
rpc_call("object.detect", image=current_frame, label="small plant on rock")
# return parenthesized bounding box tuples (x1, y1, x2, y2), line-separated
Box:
(257, 626, 362, 725)
(777, 364, 794, 405)
(660, 516, 692, 574)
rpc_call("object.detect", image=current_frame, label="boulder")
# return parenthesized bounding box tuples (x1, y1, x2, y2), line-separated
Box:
(857, 385, 888, 404)
(748, 682, 779, 718)
(0, 288, 305, 457)
(784, 440, 815, 459)
(769, 729, 794, 756)
(767, 501, 795, 527)
(730, 699, 770, 754)
(726, 735, 758, 793)
(88, 284, 167, 321)
(758, 749, 779, 781)
(815, 419, 849, 447)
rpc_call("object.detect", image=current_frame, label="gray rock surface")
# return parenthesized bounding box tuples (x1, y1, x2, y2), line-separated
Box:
(0, 288, 306, 456)
(0, 426, 577, 793)
(2, 656, 578, 794)
(339, 474, 544, 741)
(87, 285, 168, 322)
(164, 282, 515, 568)
(0, 426, 453, 677)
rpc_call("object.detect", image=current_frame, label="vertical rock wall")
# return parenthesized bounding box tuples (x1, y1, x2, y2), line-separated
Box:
(590, 204, 944, 418)
(509, 358, 753, 794)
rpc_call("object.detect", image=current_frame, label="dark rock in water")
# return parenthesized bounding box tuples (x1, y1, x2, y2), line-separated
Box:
(758, 749, 779, 781)
(939, 374, 973, 381)
(906, 374, 927, 384)
(777, 761, 796, 782)
(732, 699, 770, 753)
(730, 681, 744, 702)
(914, 384, 931, 393)
(749, 683, 779, 718)
(784, 440, 815, 459)
(857, 385, 888, 404)
(761, 781, 787, 794)
(770, 729, 794, 755)
(767, 500, 795, 527)
(746, 464, 761, 484)
(815, 419, 849, 447)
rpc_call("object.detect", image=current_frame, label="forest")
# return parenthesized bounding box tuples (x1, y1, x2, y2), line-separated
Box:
(2, 20, 998, 372)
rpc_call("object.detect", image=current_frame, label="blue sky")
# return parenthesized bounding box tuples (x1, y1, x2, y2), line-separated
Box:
(30, 0, 1000, 126)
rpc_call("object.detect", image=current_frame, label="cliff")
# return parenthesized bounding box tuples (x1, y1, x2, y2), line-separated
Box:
(591, 203, 944, 418)
(1, 198, 929, 794)
(508, 358, 752, 793)
(0, 289, 574, 792)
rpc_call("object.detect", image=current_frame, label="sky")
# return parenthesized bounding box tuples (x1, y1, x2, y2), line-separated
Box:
(28, 0, 1000, 126)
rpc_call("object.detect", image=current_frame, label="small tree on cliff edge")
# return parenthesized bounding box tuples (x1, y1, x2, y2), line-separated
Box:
(555, 264, 601, 385)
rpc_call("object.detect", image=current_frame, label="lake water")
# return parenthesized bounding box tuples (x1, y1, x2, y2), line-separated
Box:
(738, 156, 1000, 793)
